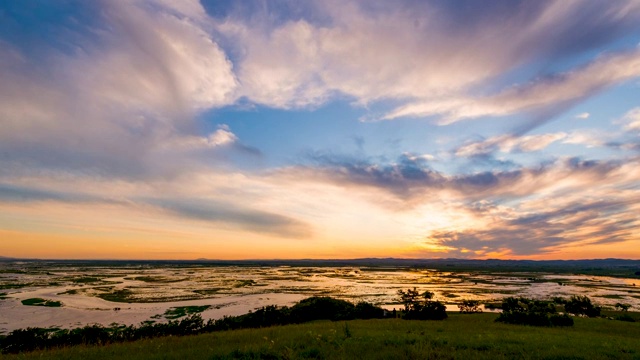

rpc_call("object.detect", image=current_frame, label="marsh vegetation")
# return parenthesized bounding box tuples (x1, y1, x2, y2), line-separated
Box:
(1, 260, 638, 335)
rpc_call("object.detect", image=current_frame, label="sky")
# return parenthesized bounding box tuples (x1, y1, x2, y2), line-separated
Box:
(1, 0, 640, 260)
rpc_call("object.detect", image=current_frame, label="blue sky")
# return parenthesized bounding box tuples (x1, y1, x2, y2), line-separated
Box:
(1, 0, 640, 259)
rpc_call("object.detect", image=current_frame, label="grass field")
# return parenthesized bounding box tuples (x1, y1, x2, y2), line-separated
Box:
(4, 313, 640, 360)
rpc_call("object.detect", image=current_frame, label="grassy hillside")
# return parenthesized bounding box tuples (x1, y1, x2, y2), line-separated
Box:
(4, 313, 640, 360)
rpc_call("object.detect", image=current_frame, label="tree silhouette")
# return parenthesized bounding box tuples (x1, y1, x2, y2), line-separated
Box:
(397, 288, 446, 320)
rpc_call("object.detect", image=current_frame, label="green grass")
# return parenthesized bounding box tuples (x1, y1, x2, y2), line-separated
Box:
(20, 298, 62, 307)
(5, 314, 640, 359)
(602, 310, 640, 321)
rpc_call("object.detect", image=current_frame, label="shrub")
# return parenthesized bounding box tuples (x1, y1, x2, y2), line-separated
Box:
(290, 297, 356, 322)
(483, 302, 501, 310)
(551, 297, 567, 305)
(410, 300, 447, 320)
(354, 301, 385, 319)
(459, 300, 482, 314)
(615, 303, 631, 312)
(564, 295, 600, 317)
(496, 297, 573, 327)
(397, 288, 447, 320)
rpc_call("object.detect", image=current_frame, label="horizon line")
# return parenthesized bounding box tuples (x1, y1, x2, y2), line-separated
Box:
(2, 256, 639, 262)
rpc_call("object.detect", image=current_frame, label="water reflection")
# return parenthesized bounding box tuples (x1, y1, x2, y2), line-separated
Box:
(0, 264, 638, 333)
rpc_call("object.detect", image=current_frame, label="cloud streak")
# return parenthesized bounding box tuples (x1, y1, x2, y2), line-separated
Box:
(383, 49, 640, 123)
(147, 198, 312, 239)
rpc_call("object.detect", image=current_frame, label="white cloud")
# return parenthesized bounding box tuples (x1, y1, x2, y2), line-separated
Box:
(0, 0, 239, 177)
(455, 133, 567, 157)
(575, 112, 590, 119)
(208, 125, 238, 147)
(383, 49, 640, 123)
(562, 131, 607, 148)
(81, 0, 238, 113)
(213, 0, 640, 121)
(163, 125, 239, 151)
(620, 107, 640, 131)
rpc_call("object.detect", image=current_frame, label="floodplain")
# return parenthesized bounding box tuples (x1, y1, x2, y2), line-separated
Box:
(1, 259, 639, 334)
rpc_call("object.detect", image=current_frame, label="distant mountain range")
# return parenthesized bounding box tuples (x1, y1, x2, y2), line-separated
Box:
(2, 256, 639, 270)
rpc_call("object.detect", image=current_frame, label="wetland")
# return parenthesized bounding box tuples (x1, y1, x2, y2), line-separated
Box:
(1, 259, 639, 334)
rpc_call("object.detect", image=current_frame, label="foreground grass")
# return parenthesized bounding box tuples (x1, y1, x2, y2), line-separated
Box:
(5, 313, 640, 360)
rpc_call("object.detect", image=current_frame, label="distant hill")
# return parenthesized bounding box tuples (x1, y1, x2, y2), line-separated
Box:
(1, 257, 638, 277)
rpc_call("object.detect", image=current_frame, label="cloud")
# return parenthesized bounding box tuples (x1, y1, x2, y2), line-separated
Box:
(620, 107, 640, 131)
(292, 150, 640, 256)
(428, 196, 640, 256)
(575, 112, 590, 119)
(0, 184, 108, 204)
(562, 130, 608, 148)
(163, 124, 259, 155)
(279, 149, 640, 256)
(0, 0, 239, 178)
(214, 0, 640, 122)
(383, 49, 640, 123)
(147, 198, 312, 238)
(455, 133, 567, 157)
(297, 151, 632, 204)
(2, 0, 640, 180)
(0, 179, 310, 239)
(301, 152, 445, 198)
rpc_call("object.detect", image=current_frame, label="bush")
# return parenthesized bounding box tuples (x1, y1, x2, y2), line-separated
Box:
(290, 297, 356, 322)
(615, 303, 631, 312)
(551, 297, 567, 305)
(408, 300, 447, 320)
(459, 300, 482, 314)
(397, 288, 447, 320)
(496, 297, 573, 327)
(564, 295, 600, 318)
(354, 301, 385, 319)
